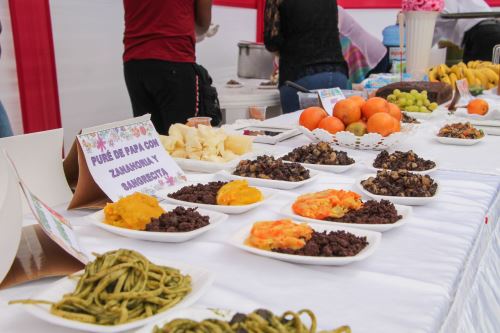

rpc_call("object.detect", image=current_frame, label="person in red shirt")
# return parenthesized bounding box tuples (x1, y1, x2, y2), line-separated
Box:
(123, 0, 212, 134)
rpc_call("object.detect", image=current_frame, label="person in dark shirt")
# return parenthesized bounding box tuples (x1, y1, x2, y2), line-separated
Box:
(264, 0, 348, 113)
(123, 0, 212, 134)
(0, 19, 14, 138)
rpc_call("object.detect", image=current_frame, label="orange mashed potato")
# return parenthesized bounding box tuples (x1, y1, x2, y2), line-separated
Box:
(245, 219, 313, 251)
(216, 180, 263, 206)
(292, 189, 362, 220)
(104, 192, 165, 230)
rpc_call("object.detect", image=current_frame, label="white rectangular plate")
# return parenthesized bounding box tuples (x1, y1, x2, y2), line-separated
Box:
(435, 134, 486, 146)
(159, 184, 275, 214)
(173, 152, 253, 173)
(228, 222, 381, 266)
(217, 168, 319, 190)
(86, 203, 228, 242)
(15, 259, 214, 333)
(356, 174, 439, 206)
(280, 200, 412, 232)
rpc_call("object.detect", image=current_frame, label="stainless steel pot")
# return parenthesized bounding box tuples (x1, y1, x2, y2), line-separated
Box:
(237, 42, 274, 79)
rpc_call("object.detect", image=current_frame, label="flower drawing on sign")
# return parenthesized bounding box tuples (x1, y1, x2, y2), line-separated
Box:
(166, 175, 175, 186)
(140, 126, 147, 136)
(81, 139, 93, 153)
(132, 127, 141, 138)
(96, 134, 107, 152)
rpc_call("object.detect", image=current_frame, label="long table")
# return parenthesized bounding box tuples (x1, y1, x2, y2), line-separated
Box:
(0, 111, 499, 333)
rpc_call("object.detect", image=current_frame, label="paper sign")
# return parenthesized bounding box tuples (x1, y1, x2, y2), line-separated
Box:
(20, 182, 88, 264)
(456, 79, 473, 102)
(316, 88, 346, 113)
(77, 120, 186, 202)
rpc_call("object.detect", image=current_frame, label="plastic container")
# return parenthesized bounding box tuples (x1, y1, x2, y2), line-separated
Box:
(382, 24, 406, 73)
(187, 117, 212, 127)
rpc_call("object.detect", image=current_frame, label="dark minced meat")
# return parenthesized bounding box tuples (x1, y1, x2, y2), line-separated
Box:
(273, 230, 368, 257)
(326, 200, 401, 224)
(233, 155, 310, 182)
(361, 170, 437, 197)
(373, 150, 435, 172)
(282, 142, 354, 166)
(167, 181, 227, 205)
(146, 206, 209, 232)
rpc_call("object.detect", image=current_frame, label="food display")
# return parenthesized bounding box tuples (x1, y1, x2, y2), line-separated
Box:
(10, 249, 191, 325)
(361, 170, 438, 197)
(153, 309, 351, 333)
(259, 80, 277, 87)
(104, 192, 165, 230)
(216, 180, 263, 206)
(376, 81, 453, 105)
(168, 180, 263, 206)
(437, 122, 484, 139)
(292, 190, 402, 225)
(146, 207, 210, 232)
(226, 79, 242, 86)
(246, 219, 368, 257)
(233, 155, 310, 182)
(373, 150, 436, 172)
(427, 61, 499, 90)
(159, 124, 252, 162)
(282, 142, 354, 166)
(386, 89, 438, 113)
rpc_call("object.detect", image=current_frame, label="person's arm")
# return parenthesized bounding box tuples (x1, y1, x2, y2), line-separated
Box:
(264, 0, 283, 53)
(195, 0, 212, 36)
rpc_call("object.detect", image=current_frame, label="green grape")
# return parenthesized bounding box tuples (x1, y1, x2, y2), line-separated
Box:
(416, 100, 423, 107)
(420, 106, 430, 113)
(387, 94, 396, 102)
(429, 102, 438, 111)
(410, 89, 419, 95)
(406, 105, 419, 112)
(423, 99, 430, 107)
(393, 89, 401, 95)
(398, 98, 407, 106)
(421, 90, 428, 97)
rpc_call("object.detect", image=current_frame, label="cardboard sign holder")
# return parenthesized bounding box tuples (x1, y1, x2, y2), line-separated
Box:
(0, 152, 86, 289)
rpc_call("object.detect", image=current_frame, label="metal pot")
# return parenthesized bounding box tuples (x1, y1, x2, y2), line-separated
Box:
(237, 42, 274, 79)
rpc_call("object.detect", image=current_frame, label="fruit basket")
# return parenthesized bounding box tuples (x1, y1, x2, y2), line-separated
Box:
(298, 124, 415, 150)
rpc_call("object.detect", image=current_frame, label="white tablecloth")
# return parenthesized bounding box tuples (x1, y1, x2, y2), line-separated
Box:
(0, 112, 499, 333)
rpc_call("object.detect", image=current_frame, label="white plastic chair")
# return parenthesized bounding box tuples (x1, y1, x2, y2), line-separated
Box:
(0, 128, 72, 213)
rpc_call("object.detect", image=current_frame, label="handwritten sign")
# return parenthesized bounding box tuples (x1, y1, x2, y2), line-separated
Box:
(77, 120, 185, 202)
(20, 182, 88, 264)
(316, 88, 346, 114)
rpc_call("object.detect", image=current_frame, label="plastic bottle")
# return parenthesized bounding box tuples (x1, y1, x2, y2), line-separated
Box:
(382, 24, 406, 73)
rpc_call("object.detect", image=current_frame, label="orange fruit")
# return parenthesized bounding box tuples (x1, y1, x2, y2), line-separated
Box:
(392, 117, 401, 132)
(366, 112, 397, 137)
(333, 99, 361, 125)
(361, 97, 389, 119)
(467, 99, 488, 115)
(387, 103, 402, 121)
(346, 121, 367, 136)
(348, 95, 366, 109)
(299, 107, 328, 130)
(317, 116, 345, 134)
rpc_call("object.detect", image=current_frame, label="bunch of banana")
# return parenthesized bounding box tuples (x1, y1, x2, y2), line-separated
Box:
(428, 61, 499, 89)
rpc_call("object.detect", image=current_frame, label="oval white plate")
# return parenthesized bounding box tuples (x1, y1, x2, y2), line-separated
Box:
(217, 168, 319, 190)
(356, 174, 439, 206)
(15, 259, 214, 333)
(137, 308, 235, 333)
(174, 152, 254, 173)
(279, 152, 356, 174)
(280, 200, 412, 232)
(366, 157, 438, 175)
(87, 203, 228, 242)
(225, 83, 244, 88)
(160, 184, 275, 214)
(435, 134, 486, 146)
(228, 222, 381, 266)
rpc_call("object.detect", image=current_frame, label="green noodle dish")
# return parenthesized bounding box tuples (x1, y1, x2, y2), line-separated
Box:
(154, 309, 351, 333)
(10, 249, 192, 325)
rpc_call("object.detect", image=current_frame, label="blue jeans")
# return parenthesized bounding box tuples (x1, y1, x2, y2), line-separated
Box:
(0, 100, 13, 138)
(279, 71, 348, 113)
